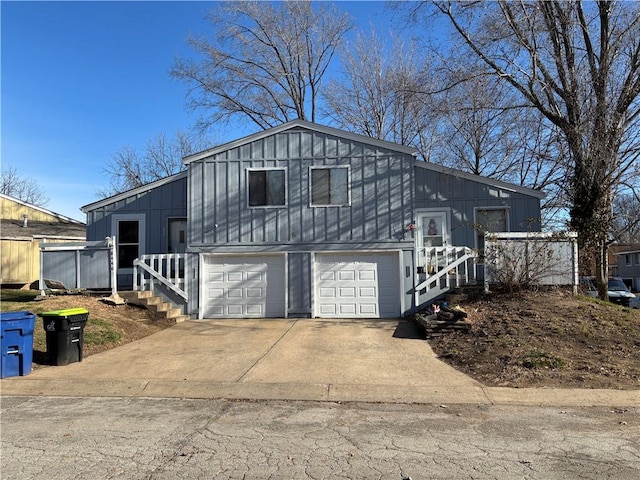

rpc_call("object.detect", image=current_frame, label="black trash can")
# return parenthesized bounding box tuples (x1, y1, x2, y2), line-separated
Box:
(39, 308, 89, 366)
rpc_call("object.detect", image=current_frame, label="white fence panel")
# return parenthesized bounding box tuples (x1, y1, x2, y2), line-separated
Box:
(484, 232, 578, 291)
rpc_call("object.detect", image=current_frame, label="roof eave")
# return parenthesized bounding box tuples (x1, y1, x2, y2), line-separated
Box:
(414, 160, 546, 199)
(183, 120, 418, 164)
(0, 192, 85, 225)
(81, 171, 188, 213)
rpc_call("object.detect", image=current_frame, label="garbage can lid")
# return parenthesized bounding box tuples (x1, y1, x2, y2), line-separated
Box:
(39, 308, 89, 317)
(1, 311, 35, 322)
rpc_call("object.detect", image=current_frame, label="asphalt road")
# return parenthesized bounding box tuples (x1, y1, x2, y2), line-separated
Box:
(2, 396, 639, 479)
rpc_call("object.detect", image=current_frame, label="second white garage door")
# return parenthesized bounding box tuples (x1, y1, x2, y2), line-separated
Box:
(315, 253, 400, 318)
(202, 255, 285, 318)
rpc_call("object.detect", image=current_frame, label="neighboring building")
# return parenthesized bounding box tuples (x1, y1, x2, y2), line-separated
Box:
(82, 121, 544, 318)
(614, 246, 640, 292)
(1, 193, 86, 287)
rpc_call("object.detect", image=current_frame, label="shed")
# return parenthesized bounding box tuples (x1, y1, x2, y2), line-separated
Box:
(1, 193, 86, 287)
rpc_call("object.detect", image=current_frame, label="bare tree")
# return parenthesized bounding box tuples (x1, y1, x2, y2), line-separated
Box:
(429, 0, 640, 299)
(0, 166, 48, 206)
(436, 75, 525, 178)
(325, 25, 562, 226)
(98, 131, 211, 197)
(324, 29, 441, 160)
(612, 191, 640, 243)
(171, 1, 352, 131)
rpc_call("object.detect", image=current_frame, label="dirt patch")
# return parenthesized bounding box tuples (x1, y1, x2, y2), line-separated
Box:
(426, 289, 640, 390)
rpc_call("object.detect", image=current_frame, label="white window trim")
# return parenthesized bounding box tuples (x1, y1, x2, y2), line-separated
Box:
(473, 206, 510, 251)
(111, 213, 146, 275)
(414, 208, 452, 247)
(309, 165, 351, 207)
(246, 167, 288, 209)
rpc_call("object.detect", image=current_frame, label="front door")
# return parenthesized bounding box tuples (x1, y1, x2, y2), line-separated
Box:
(416, 210, 450, 273)
(417, 211, 450, 248)
(112, 214, 146, 289)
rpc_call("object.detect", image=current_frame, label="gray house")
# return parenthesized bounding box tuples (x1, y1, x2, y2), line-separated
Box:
(614, 248, 640, 292)
(82, 120, 543, 319)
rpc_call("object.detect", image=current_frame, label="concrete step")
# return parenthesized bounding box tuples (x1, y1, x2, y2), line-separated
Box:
(120, 290, 154, 300)
(147, 301, 171, 314)
(157, 308, 189, 323)
(120, 291, 187, 323)
(141, 296, 164, 306)
(446, 284, 485, 304)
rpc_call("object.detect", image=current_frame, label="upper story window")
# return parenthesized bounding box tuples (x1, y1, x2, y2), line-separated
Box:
(310, 166, 350, 206)
(247, 168, 286, 207)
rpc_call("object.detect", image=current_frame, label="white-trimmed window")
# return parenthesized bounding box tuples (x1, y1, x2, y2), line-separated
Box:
(247, 168, 286, 207)
(475, 207, 509, 256)
(310, 166, 350, 206)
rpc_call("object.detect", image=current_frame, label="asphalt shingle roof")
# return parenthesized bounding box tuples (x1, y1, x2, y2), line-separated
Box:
(0, 219, 86, 239)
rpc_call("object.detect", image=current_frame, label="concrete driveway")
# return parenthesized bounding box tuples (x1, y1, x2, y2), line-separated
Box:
(1, 318, 485, 402)
(2, 319, 638, 406)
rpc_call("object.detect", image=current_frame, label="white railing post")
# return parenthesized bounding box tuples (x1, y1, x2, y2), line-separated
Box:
(133, 253, 188, 300)
(416, 245, 477, 294)
(108, 236, 118, 297)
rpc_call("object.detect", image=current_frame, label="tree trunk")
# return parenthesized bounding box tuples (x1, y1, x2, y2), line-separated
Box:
(595, 239, 609, 301)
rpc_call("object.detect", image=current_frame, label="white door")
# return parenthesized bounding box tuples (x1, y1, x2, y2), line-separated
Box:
(315, 253, 399, 318)
(202, 255, 286, 318)
(111, 214, 146, 288)
(417, 211, 450, 248)
(416, 211, 450, 273)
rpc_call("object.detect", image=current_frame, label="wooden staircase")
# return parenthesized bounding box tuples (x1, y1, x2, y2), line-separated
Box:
(120, 291, 190, 323)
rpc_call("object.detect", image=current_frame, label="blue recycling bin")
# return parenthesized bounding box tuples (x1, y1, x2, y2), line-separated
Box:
(1, 311, 36, 378)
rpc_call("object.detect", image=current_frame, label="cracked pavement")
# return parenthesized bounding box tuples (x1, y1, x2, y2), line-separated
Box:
(2, 396, 639, 479)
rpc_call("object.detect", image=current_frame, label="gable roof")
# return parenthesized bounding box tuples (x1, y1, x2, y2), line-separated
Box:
(612, 243, 640, 256)
(0, 192, 85, 225)
(183, 119, 419, 164)
(0, 219, 86, 240)
(81, 171, 187, 213)
(414, 160, 546, 199)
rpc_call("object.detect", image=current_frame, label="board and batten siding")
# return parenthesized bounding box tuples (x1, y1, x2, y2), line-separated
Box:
(188, 128, 416, 249)
(187, 126, 416, 318)
(85, 175, 188, 255)
(414, 164, 543, 248)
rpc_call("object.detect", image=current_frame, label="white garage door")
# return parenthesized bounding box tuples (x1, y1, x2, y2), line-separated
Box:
(202, 255, 285, 318)
(315, 253, 400, 318)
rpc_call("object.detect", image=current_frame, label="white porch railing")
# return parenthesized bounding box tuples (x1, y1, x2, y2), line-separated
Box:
(133, 253, 187, 300)
(415, 246, 477, 295)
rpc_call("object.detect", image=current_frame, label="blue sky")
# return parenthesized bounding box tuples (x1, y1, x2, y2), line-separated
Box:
(2, 1, 391, 221)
